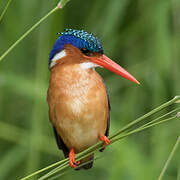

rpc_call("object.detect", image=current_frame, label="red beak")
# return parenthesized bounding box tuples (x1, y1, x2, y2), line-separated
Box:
(90, 54, 140, 84)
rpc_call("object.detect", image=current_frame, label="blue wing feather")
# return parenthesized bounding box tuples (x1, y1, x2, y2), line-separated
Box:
(103, 81, 111, 137)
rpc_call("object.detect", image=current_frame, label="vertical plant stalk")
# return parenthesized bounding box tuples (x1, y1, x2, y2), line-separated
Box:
(0, 0, 13, 22)
(0, 0, 70, 62)
(158, 136, 180, 180)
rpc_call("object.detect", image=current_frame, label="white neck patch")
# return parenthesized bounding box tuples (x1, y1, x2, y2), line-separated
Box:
(50, 50, 66, 68)
(80, 62, 101, 70)
(50, 50, 101, 70)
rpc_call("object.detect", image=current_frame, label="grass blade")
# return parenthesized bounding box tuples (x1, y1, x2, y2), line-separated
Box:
(158, 136, 180, 180)
(110, 96, 180, 139)
(0, 0, 12, 22)
(40, 115, 179, 180)
(0, 0, 70, 62)
(21, 96, 180, 179)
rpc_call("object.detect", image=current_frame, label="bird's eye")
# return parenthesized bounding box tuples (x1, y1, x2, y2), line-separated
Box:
(80, 48, 92, 56)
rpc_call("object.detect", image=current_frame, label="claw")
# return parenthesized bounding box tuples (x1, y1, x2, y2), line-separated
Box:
(69, 148, 80, 168)
(100, 135, 110, 146)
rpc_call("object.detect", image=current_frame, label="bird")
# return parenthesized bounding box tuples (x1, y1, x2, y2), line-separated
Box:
(47, 29, 139, 170)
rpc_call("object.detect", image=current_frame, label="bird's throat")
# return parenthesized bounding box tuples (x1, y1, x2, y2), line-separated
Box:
(80, 62, 101, 70)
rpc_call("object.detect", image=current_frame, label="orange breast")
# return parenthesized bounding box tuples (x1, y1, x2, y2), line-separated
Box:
(47, 63, 109, 153)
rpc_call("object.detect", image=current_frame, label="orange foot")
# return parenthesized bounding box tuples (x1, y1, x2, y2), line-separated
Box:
(69, 148, 80, 168)
(100, 135, 110, 146)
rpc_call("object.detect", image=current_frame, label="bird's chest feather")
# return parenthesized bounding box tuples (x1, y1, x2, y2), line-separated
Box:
(48, 64, 109, 151)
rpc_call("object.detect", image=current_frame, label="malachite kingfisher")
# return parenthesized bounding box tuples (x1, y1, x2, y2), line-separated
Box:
(47, 29, 139, 170)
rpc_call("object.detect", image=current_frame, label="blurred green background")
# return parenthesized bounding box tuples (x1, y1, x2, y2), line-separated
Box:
(0, 0, 180, 179)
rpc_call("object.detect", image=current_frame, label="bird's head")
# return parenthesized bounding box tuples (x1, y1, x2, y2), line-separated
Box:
(49, 29, 139, 84)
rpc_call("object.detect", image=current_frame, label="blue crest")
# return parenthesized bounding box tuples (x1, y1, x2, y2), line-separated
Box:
(49, 29, 104, 66)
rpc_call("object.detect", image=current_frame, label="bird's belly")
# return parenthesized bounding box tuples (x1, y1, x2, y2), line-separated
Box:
(58, 116, 100, 152)
(48, 66, 109, 153)
(55, 94, 108, 152)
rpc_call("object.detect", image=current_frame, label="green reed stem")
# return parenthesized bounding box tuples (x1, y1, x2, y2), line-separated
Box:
(40, 113, 179, 179)
(139, 107, 180, 129)
(112, 116, 178, 143)
(39, 115, 178, 180)
(44, 156, 101, 180)
(158, 136, 180, 180)
(0, 0, 13, 22)
(110, 96, 180, 139)
(0, 0, 70, 62)
(21, 96, 180, 180)
(20, 158, 67, 180)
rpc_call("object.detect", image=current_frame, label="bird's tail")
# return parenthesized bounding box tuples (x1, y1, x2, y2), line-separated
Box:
(75, 154, 94, 170)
